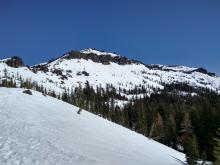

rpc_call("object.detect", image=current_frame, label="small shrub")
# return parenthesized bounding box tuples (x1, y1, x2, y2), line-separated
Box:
(23, 89, 32, 95)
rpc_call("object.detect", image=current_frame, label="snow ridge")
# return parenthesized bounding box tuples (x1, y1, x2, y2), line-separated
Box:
(80, 48, 120, 57)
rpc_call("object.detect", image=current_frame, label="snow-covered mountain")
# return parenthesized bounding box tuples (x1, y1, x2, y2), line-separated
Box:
(0, 87, 186, 165)
(0, 48, 220, 102)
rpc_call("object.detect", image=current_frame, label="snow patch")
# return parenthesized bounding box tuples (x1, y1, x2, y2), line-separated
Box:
(80, 48, 120, 57)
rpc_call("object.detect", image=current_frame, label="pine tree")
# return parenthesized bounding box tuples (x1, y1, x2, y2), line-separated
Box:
(62, 88, 68, 102)
(185, 134, 199, 165)
(214, 128, 220, 165)
(201, 150, 207, 162)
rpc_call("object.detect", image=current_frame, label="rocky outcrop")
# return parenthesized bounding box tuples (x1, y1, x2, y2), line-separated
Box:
(5, 56, 24, 68)
(63, 51, 141, 65)
(77, 71, 89, 76)
(32, 64, 49, 73)
(190, 67, 215, 76)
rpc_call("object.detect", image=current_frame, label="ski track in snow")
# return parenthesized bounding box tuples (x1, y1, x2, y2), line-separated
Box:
(0, 88, 186, 165)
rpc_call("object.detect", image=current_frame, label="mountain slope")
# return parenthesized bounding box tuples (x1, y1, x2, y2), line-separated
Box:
(0, 49, 220, 105)
(0, 87, 186, 165)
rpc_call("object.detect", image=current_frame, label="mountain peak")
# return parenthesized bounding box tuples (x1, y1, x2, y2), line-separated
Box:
(61, 49, 135, 65)
(80, 48, 120, 57)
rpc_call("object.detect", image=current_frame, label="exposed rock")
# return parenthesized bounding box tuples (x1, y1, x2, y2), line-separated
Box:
(5, 56, 24, 68)
(192, 67, 215, 76)
(66, 70, 72, 73)
(77, 71, 89, 76)
(76, 72, 82, 76)
(82, 71, 89, 76)
(51, 69, 63, 76)
(63, 51, 140, 65)
(23, 89, 32, 95)
(32, 64, 49, 73)
(61, 75, 68, 80)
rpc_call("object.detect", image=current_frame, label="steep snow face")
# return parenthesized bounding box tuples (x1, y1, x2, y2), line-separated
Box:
(31, 56, 220, 94)
(0, 87, 186, 165)
(45, 57, 163, 91)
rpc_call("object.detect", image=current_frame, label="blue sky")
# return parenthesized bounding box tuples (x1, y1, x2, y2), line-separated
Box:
(0, 0, 219, 74)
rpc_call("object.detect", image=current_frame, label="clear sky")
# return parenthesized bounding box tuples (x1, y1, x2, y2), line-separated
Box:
(0, 0, 219, 75)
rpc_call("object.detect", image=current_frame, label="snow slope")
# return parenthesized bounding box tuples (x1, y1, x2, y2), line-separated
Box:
(1, 49, 220, 103)
(0, 87, 186, 165)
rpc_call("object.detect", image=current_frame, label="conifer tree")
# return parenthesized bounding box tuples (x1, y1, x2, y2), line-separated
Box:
(184, 134, 199, 165)
(214, 128, 220, 165)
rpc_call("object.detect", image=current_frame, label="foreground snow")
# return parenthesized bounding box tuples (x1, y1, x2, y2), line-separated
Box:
(0, 88, 186, 165)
